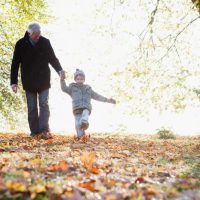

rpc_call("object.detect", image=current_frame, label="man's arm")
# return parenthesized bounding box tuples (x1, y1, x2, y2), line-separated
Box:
(10, 41, 21, 87)
(47, 40, 63, 73)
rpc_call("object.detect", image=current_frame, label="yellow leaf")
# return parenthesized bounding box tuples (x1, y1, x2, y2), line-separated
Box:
(30, 158, 42, 166)
(6, 181, 26, 192)
(21, 171, 31, 178)
(105, 194, 119, 200)
(80, 151, 96, 169)
(29, 184, 46, 193)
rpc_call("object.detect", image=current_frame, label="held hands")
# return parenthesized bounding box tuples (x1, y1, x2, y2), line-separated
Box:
(108, 98, 116, 104)
(11, 84, 17, 93)
(59, 70, 65, 80)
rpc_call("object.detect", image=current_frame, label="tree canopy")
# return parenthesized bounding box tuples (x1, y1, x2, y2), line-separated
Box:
(100, 0, 200, 115)
(0, 0, 50, 127)
(1, 0, 200, 129)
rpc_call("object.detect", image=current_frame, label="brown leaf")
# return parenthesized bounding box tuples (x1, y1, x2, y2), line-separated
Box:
(135, 177, 146, 184)
(102, 178, 117, 189)
(89, 165, 100, 174)
(46, 139, 53, 145)
(157, 171, 171, 177)
(79, 180, 98, 192)
(0, 177, 5, 190)
(48, 160, 68, 172)
(111, 153, 127, 159)
(103, 192, 123, 200)
(146, 187, 159, 195)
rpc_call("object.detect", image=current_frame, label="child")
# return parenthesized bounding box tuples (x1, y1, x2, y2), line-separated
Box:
(60, 69, 116, 139)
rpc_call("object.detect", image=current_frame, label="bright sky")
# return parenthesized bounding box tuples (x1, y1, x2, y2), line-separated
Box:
(11, 0, 200, 135)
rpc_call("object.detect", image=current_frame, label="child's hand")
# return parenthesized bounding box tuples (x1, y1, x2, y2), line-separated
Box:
(108, 98, 116, 104)
(59, 70, 65, 80)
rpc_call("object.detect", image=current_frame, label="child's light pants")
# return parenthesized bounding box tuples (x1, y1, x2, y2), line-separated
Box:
(74, 109, 89, 137)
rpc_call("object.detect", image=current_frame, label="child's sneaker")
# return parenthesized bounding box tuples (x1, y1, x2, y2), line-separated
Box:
(74, 135, 86, 142)
(81, 121, 89, 130)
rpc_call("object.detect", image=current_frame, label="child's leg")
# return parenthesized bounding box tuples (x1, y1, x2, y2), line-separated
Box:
(75, 114, 85, 137)
(81, 109, 89, 122)
(80, 109, 90, 130)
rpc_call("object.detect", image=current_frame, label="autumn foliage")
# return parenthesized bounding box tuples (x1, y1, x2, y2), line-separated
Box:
(0, 133, 199, 199)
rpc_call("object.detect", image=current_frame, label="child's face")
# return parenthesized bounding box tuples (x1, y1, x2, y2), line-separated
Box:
(75, 75, 85, 85)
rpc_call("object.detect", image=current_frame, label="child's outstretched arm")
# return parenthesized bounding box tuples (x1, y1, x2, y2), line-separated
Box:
(60, 79, 71, 95)
(91, 89, 116, 104)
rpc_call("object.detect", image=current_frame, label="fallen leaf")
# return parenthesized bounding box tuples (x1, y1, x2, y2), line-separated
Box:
(30, 158, 42, 166)
(29, 184, 46, 193)
(89, 166, 100, 174)
(79, 179, 98, 192)
(80, 151, 96, 169)
(48, 160, 68, 172)
(135, 177, 145, 184)
(6, 181, 26, 192)
(157, 171, 171, 177)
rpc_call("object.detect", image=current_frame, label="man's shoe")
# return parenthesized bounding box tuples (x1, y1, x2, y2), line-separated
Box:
(81, 121, 89, 130)
(41, 131, 53, 140)
(30, 133, 40, 138)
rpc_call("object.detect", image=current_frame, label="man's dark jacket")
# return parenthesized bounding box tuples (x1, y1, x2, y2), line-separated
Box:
(11, 32, 62, 92)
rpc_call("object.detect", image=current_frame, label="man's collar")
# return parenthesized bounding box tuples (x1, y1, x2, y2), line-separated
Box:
(29, 37, 39, 46)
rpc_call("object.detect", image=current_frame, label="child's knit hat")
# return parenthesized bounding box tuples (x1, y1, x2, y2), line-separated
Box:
(74, 69, 85, 80)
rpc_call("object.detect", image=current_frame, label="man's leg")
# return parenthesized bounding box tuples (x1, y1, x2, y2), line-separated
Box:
(25, 91, 39, 135)
(38, 89, 50, 135)
(75, 114, 85, 138)
(81, 109, 90, 130)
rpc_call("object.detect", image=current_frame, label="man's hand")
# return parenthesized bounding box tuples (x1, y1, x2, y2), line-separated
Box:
(11, 84, 17, 93)
(108, 98, 116, 104)
(59, 70, 65, 80)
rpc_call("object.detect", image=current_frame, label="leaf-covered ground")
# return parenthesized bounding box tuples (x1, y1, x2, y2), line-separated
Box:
(0, 133, 199, 200)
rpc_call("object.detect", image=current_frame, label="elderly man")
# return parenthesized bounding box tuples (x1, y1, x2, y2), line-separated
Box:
(10, 23, 65, 139)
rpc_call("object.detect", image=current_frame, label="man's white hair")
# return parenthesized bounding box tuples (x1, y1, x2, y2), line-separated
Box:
(27, 23, 41, 34)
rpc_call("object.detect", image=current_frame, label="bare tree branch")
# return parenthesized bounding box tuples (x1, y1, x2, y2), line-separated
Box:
(148, 0, 160, 26)
(139, 0, 161, 39)
(110, 0, 116, 36)
(174, 46, 183, 67)
(157, 15, 200, 62)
